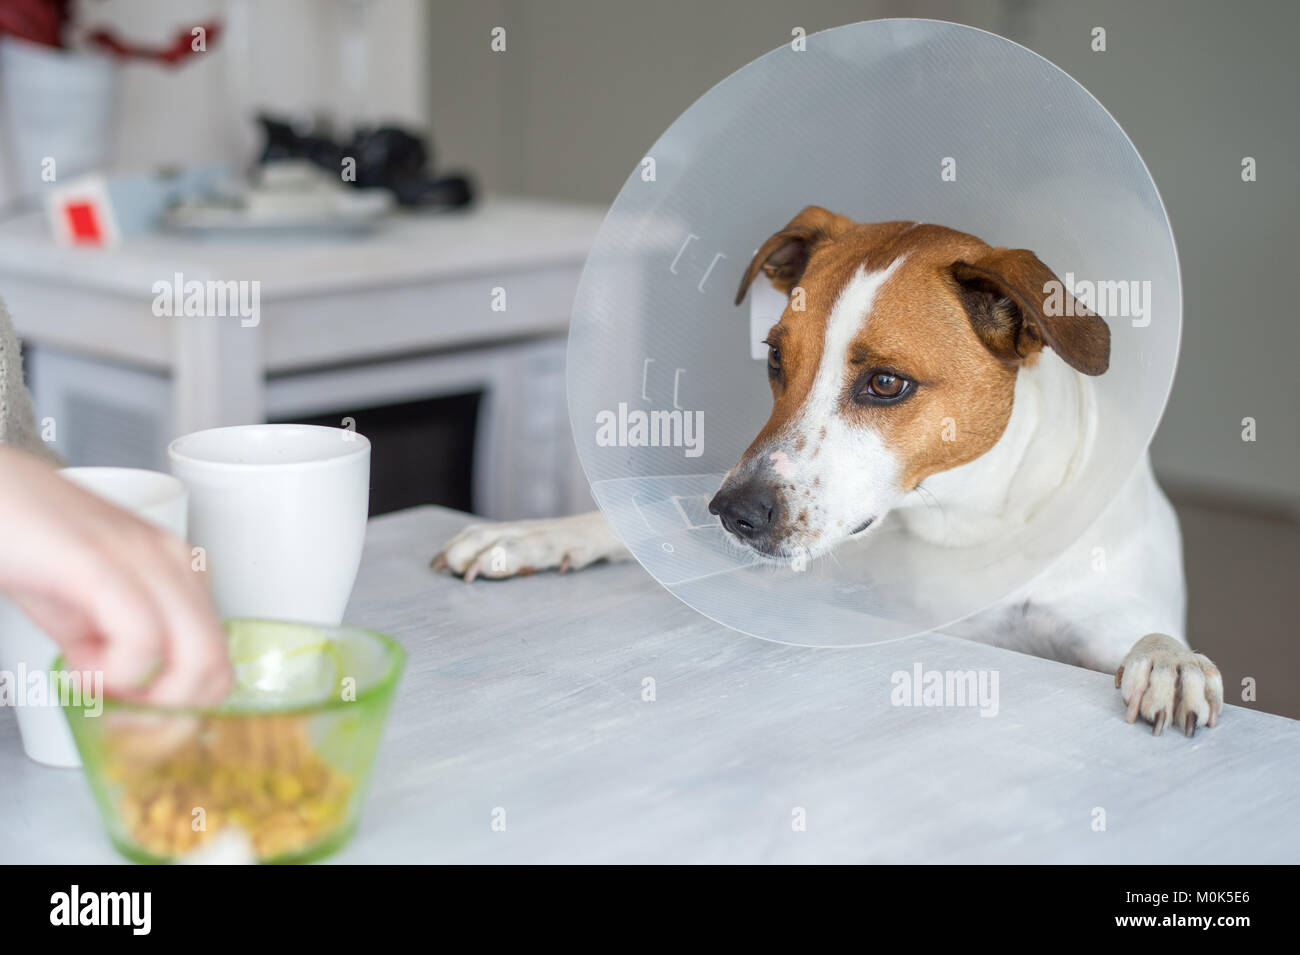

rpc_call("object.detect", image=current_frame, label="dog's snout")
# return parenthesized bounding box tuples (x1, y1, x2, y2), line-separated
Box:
(709, 485, 780, 541)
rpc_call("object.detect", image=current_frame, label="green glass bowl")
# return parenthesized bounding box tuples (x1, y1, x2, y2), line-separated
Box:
(60, 619, 404, 864)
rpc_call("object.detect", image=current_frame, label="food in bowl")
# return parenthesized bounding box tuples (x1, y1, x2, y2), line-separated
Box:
(62, 619, 404, 864)
(110, 713, 353, 859)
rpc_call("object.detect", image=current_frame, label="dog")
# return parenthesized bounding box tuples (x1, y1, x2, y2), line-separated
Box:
(434, 206, 1223, 737)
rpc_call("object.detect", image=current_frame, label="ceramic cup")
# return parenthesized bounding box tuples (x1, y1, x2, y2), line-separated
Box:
(168, 425, 370, 625)
(0, 467, 187, 767)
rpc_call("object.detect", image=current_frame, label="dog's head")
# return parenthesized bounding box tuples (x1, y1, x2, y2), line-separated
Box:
(711, 205, 1109, 561)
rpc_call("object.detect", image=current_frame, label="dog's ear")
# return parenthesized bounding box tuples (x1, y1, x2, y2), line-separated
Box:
(948, 248, 1110, 376)
(734, 205, 853, 305)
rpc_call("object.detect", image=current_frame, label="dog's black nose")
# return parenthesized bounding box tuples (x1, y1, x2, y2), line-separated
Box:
(709, 485, 779, 540)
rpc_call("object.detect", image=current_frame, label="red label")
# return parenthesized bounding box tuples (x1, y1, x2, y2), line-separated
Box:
(65, 202, 102, 244)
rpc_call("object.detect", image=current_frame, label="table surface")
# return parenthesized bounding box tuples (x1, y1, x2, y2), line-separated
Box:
(3, 505, 1297, 864)
(0, 195, 607, 300)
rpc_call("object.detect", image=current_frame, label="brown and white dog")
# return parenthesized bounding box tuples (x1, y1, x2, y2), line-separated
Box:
(434, 206, 1223, 737)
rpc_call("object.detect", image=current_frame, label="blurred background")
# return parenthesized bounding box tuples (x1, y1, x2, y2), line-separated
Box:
(0, 0, 1294, 714)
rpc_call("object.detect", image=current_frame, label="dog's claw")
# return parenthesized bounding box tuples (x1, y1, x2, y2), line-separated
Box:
(463, 558, 482, 583)
(1184, 711, 1199, 738)
(1124, 694, 1142, 723)
(559, 554, 571, 573)
(1123, 673, 1147, 723)
(1152, 709, 1167, 736)
(431, 552, 448, 571)
(1114, 664, 1124, 688)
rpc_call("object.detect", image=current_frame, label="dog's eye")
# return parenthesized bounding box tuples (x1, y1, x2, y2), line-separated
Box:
(870, 373, 904, 397)
(766, 344, 782, 372)
(860, 371, 911, 402)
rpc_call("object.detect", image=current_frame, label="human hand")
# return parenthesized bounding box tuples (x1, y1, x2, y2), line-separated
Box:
(0, 445, 232, 706)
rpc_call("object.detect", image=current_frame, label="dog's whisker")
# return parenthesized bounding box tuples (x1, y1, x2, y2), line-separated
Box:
(914, 483, 947, 526)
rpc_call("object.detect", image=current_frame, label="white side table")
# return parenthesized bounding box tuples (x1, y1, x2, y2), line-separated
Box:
(0, 196, 607, 518)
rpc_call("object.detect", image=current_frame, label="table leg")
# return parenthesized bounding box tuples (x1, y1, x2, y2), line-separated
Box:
(171, 316, 265, 435)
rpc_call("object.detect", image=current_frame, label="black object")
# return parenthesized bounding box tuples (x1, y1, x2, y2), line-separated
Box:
(280, 391, 483, 517)
(256, 114, 475, 210)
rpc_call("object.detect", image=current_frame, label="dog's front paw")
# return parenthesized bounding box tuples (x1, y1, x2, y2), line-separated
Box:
(1115, 633, 1223, 737)
(431, 515, 613, 582)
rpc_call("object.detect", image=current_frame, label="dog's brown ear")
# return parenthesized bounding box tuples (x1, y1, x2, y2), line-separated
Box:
(734, 205, 853, 305)
(948, 248, 1110, 376)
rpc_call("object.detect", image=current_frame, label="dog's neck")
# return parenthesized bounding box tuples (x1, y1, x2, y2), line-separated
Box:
(894, 350, 1097, 547)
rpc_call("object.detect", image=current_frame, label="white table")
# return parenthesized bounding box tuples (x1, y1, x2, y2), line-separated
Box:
(0, 196, 605, 516)
(2, 505, 1297, 863)
(0, 195, 605, 429)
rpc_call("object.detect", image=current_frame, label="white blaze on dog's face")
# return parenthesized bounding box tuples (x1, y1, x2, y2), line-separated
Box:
(757, 261, 905, 551)
(709, 206, 1110, 561)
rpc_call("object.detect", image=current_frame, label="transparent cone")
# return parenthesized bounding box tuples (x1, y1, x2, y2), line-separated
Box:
(568, 19, 1180, 647)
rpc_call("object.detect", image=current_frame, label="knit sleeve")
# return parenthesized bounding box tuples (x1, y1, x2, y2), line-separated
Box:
(0, 296, 63, 465)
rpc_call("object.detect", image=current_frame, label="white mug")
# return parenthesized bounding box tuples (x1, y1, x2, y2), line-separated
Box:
(0, 467, 187, 768)
(168, 424, 370, 625)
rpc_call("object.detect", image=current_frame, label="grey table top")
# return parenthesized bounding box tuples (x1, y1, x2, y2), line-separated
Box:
(3, 505, 1297, 863)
